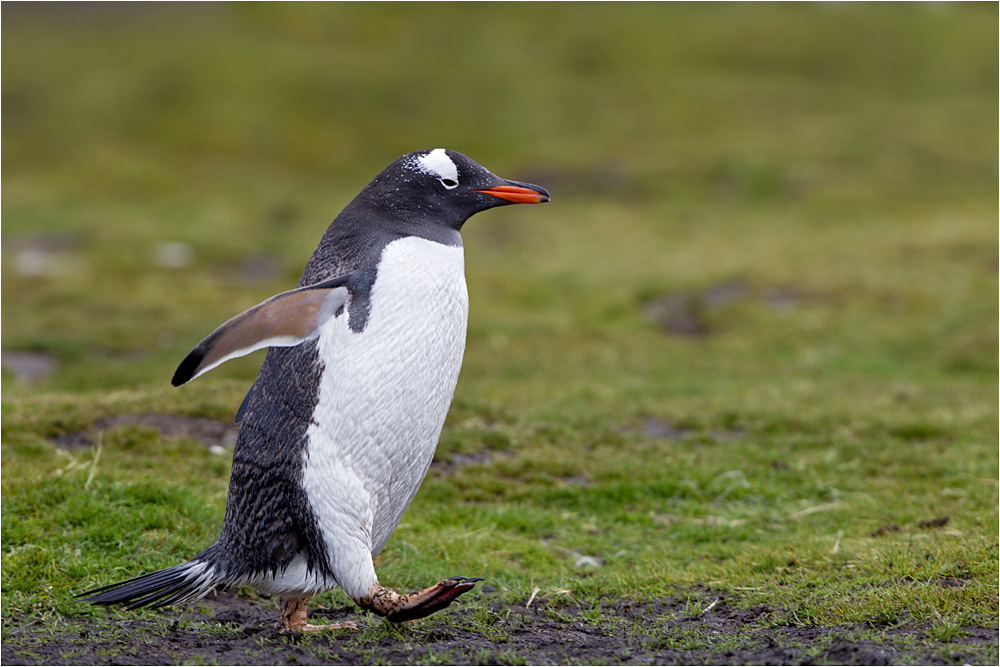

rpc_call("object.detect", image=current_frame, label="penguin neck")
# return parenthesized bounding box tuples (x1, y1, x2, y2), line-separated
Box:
(299, 205, 463, 288)
(383, 219, 464, 248)
(343, 199, 465, 249)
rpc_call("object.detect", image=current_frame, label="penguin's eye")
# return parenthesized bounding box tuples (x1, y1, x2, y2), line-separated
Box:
(439, 178, 458, 190)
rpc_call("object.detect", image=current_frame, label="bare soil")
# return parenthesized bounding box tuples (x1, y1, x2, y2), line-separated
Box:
(52, 414, 239, 451)
(2, 590, 995, 665)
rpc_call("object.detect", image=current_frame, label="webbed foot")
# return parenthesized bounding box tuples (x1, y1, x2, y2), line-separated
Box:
(362, 576, 483, 623)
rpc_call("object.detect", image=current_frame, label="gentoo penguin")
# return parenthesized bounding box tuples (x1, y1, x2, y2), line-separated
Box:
(79, 149, 549, 631)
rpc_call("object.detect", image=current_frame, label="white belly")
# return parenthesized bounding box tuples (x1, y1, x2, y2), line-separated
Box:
(302, 236, 468, 565)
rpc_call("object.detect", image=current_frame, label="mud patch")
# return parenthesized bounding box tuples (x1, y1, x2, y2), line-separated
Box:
(641, 279, 822, 337)
(619, 418, 745, 443)
(2, 590, 995, 665)
(53, 414, 238, 452)
(430, 448, 515, 473)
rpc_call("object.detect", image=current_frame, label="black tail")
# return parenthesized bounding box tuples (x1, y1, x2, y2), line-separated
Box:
(77, 560, 221, 610)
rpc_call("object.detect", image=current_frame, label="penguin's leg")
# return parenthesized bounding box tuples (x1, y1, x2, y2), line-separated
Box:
(279, 596, 359, 633)
(361, 576, 484, 623)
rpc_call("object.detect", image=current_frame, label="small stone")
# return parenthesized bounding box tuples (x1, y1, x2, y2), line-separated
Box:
(155, 242, 193, 268)
(574, 555, 605, 568)
(643, 418, 693, 439)
(2, 350, 57, 382)
(15, 248, 57, 276)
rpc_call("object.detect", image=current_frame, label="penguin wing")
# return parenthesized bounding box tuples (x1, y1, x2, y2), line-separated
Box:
(171, 275, 352, 386)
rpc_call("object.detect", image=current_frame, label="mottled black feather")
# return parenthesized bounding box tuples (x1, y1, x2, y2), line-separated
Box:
(212, 341, 331, 579)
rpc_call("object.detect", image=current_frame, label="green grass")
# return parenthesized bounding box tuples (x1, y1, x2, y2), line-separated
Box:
(2, 1, 997, 660)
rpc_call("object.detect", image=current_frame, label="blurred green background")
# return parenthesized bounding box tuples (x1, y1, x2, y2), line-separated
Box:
(2, 1, 997, 637)
(2, 3, 996, 403)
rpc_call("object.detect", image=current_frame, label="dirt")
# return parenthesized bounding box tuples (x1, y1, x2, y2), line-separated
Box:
(53, 414, 239, 451)
(2, 590, 995, 666)
(640, 279, 821, 338)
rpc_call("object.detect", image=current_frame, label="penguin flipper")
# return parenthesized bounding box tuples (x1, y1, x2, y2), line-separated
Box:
(172, 275, 352, 387)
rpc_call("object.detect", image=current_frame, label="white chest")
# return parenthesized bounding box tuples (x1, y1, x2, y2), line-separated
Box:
(302, 236, 468, 558)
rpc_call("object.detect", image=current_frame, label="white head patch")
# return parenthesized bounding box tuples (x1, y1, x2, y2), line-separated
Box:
(415, 148, 459, 188)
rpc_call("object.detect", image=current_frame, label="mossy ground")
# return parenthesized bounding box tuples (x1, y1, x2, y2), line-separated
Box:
(2, 3, 997, 665)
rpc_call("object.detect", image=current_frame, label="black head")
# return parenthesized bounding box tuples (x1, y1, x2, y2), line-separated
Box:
(351, 149, 550, 236)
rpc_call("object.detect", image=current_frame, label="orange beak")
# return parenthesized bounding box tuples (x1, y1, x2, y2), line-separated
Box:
(474, 184, 550, 204)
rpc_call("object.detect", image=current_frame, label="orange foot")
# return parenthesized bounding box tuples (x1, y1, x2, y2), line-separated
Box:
(363, 576, 483, 623)
(279, 596, 360, 632)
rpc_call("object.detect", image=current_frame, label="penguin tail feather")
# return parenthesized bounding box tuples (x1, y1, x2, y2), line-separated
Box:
(77, 560, 221, 610)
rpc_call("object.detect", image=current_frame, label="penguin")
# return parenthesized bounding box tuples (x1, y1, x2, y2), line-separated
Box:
(79, 149, 549, 631)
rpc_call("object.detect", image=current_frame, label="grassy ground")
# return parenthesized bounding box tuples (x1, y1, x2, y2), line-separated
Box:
(2, 3, 997, 665)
